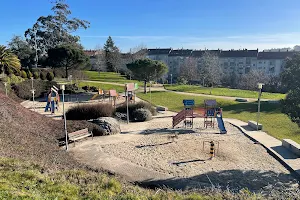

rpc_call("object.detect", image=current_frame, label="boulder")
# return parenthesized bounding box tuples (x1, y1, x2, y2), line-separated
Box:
(88, 117, 121, 135)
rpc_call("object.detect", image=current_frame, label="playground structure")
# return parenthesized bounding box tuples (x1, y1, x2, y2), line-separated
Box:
(44, 85, 60, 113)
(172, 99, 227, 134)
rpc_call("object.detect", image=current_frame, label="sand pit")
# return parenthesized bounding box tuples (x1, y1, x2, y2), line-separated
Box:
(98, 121, 298, 191)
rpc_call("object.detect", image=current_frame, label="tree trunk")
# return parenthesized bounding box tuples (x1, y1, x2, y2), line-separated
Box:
(144, 80, 147, 94)
(65, 66, 68, 79)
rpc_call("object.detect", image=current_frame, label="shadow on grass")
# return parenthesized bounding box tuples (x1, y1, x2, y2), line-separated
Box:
(222, 102, 282, 114)
(140, 169, 298, 193)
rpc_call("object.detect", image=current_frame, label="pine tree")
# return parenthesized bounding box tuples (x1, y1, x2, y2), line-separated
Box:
(104, 36, 120, 72)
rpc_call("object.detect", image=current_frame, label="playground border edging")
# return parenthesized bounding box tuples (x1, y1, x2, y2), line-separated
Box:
(226, 119, 300, 180)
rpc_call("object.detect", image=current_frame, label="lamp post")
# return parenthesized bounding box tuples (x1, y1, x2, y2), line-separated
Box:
(4, 82, 7, 96)
(149, 81, 153, 104)
(30, 89, 35, 111)
(60, 84, 68, 150)
(257, 83, 264, 131)
(170, 74, 173, 85)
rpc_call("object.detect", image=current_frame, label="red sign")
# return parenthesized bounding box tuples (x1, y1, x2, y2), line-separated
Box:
(109, 90, 117, 97)
(125, 83, 135, 92)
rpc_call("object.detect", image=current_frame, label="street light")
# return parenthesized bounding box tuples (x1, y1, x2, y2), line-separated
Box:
(170, 74, 173, 85)
(60, 84, 68, 150)
(256, 83, 264, 131)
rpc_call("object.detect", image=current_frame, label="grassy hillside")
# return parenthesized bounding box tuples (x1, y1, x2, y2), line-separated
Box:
(165, 85, 286, 100)
(84, 71, 142, 85)
(137, 91, 300, 143)
(0, 158, 264, 199)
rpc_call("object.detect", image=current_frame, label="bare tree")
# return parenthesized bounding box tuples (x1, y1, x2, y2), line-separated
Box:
(94, 45, 106, 73)
(129, 44, 147, 62)
(239, 70, 270, 90)
(198, 51, 222, 89)
(178, 57, 198, 84)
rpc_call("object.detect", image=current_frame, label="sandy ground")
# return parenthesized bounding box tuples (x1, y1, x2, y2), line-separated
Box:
(71, 114, 298, 192)
(102, 122, 291, 177)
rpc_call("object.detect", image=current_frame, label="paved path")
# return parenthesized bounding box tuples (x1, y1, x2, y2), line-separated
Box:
(225, 118, 300, 179)
(81, 80, 125, 86)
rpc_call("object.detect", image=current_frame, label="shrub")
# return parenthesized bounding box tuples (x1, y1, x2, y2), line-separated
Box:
(116, 101, 156, 120)
(40, 72, 46, 80)
(90, 86, 98, 92)
(46, 72, 54, 81)
(53, 68, 65, 78)
(64, 84, 78, 94)
(27, 71, 33, 79)
(33, 72, 39, 79)
(20, 70, 27, 79)
(66, 120, 105, 136)
(5, 68, 14, 75)
(5, 74, 24, 85)
(82, 85, 89, 91)
(13, 80, 58, 100)
(132, 108, 152, 122)
(66, 103, 115, 120)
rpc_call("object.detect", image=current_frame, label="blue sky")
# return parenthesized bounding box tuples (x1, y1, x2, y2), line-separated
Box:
(1, 0, 300, 52)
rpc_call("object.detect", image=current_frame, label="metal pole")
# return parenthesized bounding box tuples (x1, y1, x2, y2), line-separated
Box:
(150, 81, 152, 104)
(62, 88, 68, 150)
(171, 74, 173, 85)
(4, 82, 7, 96)
(31, 77, 34, 89)
(256, 88, 262, 131)
(126, 89, 129, 124)
(32, 90, 35, 111)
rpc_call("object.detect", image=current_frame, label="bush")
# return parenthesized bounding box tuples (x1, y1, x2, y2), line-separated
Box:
(33, 72, 39, 79)
(132, 108, 152, 122)
(27, 71, 33, 79)
(116, 101, 156, 120)
(5, 68, 14, 75)
(46, 72, 54, 81)
(82, 85, 89, 91)
(90, 86, 98, 92)
(20, 70, 27, 79)
(53, 68, 65, 78)
(13, 80, 58, 100)
(40, 72, 46, 80)
(64, 84, 79, 94)
(66, 120, 105, 136)
(5, 74, 24, 85)
(65, 103, 115, 120)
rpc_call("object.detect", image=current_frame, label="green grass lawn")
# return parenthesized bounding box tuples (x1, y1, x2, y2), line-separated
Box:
(165, 84, 286, 100)
(84, 71, 143, 85)
(137, 91, 300, 143)
(78, 81, 125, 93)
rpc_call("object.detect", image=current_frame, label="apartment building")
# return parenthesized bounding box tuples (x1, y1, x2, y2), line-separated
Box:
(146, 48, 297, 80)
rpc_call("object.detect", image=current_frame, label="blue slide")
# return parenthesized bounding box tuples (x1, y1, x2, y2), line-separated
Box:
(216, 114, 227, 134)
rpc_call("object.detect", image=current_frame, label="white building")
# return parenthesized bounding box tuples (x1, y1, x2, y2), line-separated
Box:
(257, 51, 295, 76)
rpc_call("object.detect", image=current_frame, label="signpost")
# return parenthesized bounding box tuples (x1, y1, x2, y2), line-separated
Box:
(30, 89, 36, 111)
(60, 84, 68, 151)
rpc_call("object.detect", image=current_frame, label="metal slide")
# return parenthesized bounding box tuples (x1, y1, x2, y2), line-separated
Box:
(216, 114, 227, 134)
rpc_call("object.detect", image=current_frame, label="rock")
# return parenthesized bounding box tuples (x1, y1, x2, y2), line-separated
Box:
(88, 117, 121, 135)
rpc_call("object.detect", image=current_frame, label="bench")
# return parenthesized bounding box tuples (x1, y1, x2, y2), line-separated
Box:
(68, 128, 93, 146)
(248, 120, 262, 130)
(282, 139, 300, 156)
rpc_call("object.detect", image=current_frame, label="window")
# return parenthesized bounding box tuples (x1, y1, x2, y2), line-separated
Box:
(270, 61, 274, 65)
(230, 62, 235, 66)
(253, 64, 255, 66)
(259, 61, 262, 64)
